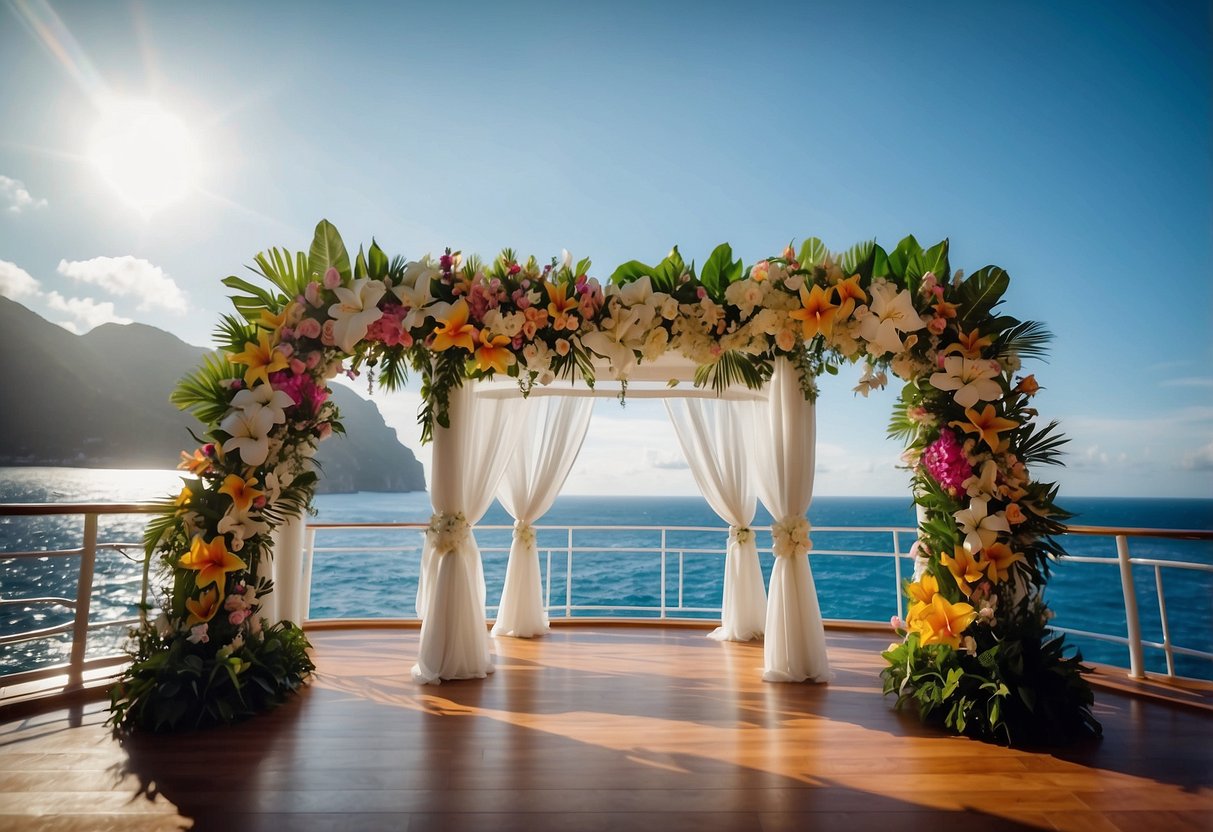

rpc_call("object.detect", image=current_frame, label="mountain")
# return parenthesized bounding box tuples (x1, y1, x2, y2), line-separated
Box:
(0, 297, 426, 494)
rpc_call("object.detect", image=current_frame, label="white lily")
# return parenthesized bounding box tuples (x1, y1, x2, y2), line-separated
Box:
(391, 257, 439, 330)
(230, 383, 295, 425)
(218, 504, 270, 541)
(615, 274, 653, 307)
(930, 355, 1003, 409)
(954, 497, 1011, 554)
(328, 277, 387, 353)
(220, 405, 279, 466)
(964, 459, 1000, 500)
(852, 365, 888, 398)
(582, 303, 656, 377)
(857, 279, 925, 356)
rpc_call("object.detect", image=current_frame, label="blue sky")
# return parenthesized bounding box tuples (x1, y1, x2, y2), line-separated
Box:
(1, 0, 1210, 498)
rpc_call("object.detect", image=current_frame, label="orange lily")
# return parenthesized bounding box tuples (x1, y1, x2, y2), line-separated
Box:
(545, 281, 579, 319)
(982, 542, 1026, 583)
(951, 405, 1019, 451)
(943, 327, 994, 359)
(788, 283, 838, 341)
(180, 535, 247, 591)
(941, 546, 985, 595)
(174, 484, 193, 513)
(218, 473, 264, 514)
(228, 331, 289, 388)
(431, 299, 478, 352)
(178, 448, 211, 476)
(909, 593, 978, 648)
(833, 274, 868, 319)
(932, 299, 959, 319)
(474, 330, 516, 375)
(258, 305, 291, 332)
(905, 573, 940, 608)
(186, 586, 221, 624)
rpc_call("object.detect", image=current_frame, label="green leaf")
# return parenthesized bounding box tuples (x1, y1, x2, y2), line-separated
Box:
(797, 238, 829, 268)
(609, 260, 657, 286)
(942, 667, 963, 699)
(956, 265, 1010, 323)
(921, 239, 950, 283)
(700, 243, 736, 299)
(308, 219, 351, 282)
(840, 240, 876, 275)
(887, 235, 922, 279)
(368, 240, 389, 279)
(354, 246, 368, 280)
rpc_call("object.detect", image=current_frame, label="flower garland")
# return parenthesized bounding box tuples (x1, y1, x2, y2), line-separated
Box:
(109, 220, 1098, 745)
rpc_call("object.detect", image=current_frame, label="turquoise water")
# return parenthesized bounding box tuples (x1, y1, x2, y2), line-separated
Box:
(2, 467, 1211, 680)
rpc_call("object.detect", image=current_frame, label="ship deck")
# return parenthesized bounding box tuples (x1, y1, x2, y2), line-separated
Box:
(1, 624, 1210, 831)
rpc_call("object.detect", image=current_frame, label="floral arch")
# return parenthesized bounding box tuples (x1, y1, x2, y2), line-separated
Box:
(110, 221, 1099, 745)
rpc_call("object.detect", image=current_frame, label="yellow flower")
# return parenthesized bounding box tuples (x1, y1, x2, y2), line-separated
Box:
(788, 283, 838, 341)
(910, 593, 978, 648)
(186, 586, 221, 625)
(943, 327, 994, 360)
(473, 330, 516, 375)
(228, 331, 289, 388)
(941, 546, 985, 596)
(178, 448, 210, 476)
(833, 274, 867, 319)
(905, 573, 940, 608)
(180, 536, 247, 591)
(218, 473, 264, 514)
(431, 299, 478, 352)
(982, 542, 1025, 583)
(545, 281, 579, 319)
(951, 404, 1019, 451)
(258, 305, 291, 333)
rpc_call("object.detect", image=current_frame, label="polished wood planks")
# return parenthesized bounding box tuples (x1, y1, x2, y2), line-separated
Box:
(1, 626, 1210, 831)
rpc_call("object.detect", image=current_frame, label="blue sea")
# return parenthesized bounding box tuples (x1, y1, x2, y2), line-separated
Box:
(2, 467, 1211, 680)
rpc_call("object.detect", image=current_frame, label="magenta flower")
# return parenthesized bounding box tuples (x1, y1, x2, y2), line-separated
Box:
(922, 429, 973, 496)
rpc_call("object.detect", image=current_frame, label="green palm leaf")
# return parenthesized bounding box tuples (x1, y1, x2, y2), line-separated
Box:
(171, 351, 235, 424)
(995, 319, 1053, 361)
(693, 351, 769, 395)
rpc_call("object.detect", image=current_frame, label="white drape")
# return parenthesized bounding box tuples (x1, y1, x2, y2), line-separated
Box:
(665, 398, 766, 642)
(262, 512, 310, 625)
(755, 358, 830, 682)
(493, 396, 593, 638)
(412, 381, 523, 684)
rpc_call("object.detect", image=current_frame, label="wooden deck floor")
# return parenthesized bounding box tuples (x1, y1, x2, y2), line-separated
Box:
(1, 625, 1210, 831)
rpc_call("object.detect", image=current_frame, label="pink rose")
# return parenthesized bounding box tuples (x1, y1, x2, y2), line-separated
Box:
(323, 267, 341, 289)
(297, 317, 322, 340)
(321, 319, 337, 346)
(305, 281, 324, 308)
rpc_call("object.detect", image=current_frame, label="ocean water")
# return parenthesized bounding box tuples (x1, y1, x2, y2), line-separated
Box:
(2, 467, 1211, 680)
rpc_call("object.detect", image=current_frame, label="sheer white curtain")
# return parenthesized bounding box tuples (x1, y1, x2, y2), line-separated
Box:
(262, 513, 310, 625)
(493, 396, 593, 638)
(412, 381, 524, 683)
(665, 397, 766, 642)
(755, 358, 830, 682)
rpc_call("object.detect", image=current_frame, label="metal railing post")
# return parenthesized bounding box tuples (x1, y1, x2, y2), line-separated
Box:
(678, 551, 684, 610)
(1116, 534, 1146, 679)
(660, 529, 667, 619)
(67, 513, 98, 690)
(1155, 564, 1175, 677)
(301, 526, 317, 621)
(564, 528, 573, 618)
(545, 549, 553, 611)
(893, 530, 905, 620)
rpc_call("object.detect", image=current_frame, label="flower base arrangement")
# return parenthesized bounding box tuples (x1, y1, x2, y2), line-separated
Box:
(110, 220, 1099, 744)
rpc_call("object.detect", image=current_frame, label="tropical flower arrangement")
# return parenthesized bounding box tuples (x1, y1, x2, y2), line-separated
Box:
(110, 220, 1099, 744)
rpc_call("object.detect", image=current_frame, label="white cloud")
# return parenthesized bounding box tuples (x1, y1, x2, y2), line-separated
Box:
(45, 290, 132, 332)
(647, 449, 688, 470)
(0, 260, 41, 299)
(0, 175, 47, 213)
(57, 255, 187, 313)
(1183, 441, 1213, 471)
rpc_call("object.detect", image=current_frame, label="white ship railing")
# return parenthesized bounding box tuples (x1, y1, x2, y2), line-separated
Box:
(1, 503, 1211, 705)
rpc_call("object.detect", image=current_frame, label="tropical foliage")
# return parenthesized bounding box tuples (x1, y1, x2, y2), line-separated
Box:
(110, 220, 1098, 743)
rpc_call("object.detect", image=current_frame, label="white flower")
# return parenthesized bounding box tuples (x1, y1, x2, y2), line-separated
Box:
(218, 505, 270, 541)
(187, 623, 209, 644)
(428, 511, 470, 556)
(230, 383, 295, 425)
(857, 279, 926, 356)
(852, 365, 888, 398)
(582, 301, 656, 377)
(954, 497, 1010, 555)
(514, 522, 537, 549)
(963, 459, 1000, 500)
(392, 257, 439, 329)
(219, 406, 279, 466)
(771, 515, 812, 558)
(930, 356, 1003, 409)
(154, 612, 174, 638)
(327, 277, 387, 353)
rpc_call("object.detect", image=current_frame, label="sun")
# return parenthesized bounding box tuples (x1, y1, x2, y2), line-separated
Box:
(88, 99, 200, 216)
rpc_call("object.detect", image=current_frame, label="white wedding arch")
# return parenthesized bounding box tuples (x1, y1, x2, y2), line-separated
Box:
(111, 221, 1099, 745)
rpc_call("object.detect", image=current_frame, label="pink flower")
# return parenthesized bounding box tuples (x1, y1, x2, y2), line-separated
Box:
(297, 317, 322, 340)
(229, 609, 250, 626)
(555, 338, 570, 356)
(321, 319, 337, 346)
(890, 615, 905, 631)
(289, 358, 307, 375)
(269, 370, 329, 415)
(928, 316, 948, 335)
(323, 267, 342, 289)
(922, 430, 974, 496)
(305, 282, 324, 308)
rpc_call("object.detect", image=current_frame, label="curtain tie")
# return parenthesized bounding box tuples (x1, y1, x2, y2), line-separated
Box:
(728, 526, 753, 546)
(427, 511, 470, 557)
(771, 515, 812, 559)
(513, 521, 537, 548)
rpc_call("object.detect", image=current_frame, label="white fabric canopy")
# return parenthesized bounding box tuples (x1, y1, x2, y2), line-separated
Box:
(665, 398, 766, 642)
(493, 396, 593, 638)
(755, 358, 830, 683)
(412, 381, 524, 683)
